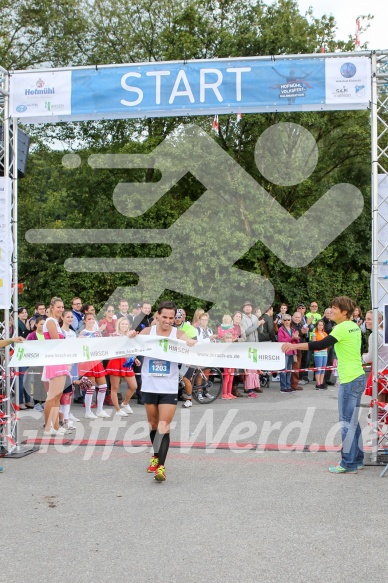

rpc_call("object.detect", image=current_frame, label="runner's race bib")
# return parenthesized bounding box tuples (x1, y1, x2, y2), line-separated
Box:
(148, 359, 171, 376)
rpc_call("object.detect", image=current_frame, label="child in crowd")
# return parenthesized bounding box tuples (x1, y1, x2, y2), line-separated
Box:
(218, 315, 237, 340)
(221, 331, 236, 399)
(244, 369, 261, 398)
(312, 320, 328, 390)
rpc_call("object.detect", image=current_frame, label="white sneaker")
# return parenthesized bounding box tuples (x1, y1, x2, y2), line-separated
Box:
(56, 426, 70, 435)
(96, 410, 111, 418)
(43, 429, 57, 436)
(69, 413, 80, 422)
(63, 421, 75, 430)
(121, 404, 133, 414)
(116, 409, 129, 417)
(85, 412, 98, 419)
(182, 399, 192, 408)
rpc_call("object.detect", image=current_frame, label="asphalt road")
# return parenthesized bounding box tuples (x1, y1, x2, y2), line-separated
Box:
(1, 382, 386, 583)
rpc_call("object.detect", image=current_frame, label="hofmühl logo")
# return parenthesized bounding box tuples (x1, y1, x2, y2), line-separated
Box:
(159, 339, 169, 353)
(16, 347, 25, 361)
(248, 347, 258, 363)
(83, 345, 91, 360)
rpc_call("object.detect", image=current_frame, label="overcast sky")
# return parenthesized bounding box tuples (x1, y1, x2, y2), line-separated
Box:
(296, 0, 387, 50)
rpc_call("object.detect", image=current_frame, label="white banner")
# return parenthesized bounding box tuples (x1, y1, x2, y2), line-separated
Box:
(325, 57, 371, 105)
(10, 70, 72, 119)
(0, 177, 13, 309)
(8, 336, 285, 370)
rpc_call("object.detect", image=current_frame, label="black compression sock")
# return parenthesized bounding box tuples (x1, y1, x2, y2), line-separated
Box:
(150, 430, 157, 455)
(156, 432, 170, 467)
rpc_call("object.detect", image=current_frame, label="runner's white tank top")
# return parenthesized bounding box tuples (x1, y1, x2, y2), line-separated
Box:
(142, 325, 179, 394)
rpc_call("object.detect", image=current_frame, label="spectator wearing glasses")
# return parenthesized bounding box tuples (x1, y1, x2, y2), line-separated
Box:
(28, 302, 47, 331)
(99, 305, 117, 336)
(71, 297, 84, 332)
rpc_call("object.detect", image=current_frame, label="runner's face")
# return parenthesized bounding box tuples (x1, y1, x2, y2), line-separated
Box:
(159, 309, 176, 330)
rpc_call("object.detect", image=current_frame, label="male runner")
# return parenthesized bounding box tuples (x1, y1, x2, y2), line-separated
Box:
(282, 296, 365, 474)
(140, 301, 196, 482)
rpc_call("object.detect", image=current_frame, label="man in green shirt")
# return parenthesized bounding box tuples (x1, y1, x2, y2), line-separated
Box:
(174, 309, 199, 406)
(282, 296, 365, 474)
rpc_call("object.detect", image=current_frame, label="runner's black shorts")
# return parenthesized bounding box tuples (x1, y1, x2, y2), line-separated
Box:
(142, 392, 178, 406)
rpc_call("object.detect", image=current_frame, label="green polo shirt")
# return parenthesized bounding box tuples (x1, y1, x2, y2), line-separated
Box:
(330, 319, 364, 383)
(178, 322, 197, 339)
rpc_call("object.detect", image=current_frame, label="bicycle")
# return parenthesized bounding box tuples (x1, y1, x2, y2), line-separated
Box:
(179, 366, 223, 404)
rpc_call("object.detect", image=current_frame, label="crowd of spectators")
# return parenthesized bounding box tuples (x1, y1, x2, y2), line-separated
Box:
(9, 296, 370, 410)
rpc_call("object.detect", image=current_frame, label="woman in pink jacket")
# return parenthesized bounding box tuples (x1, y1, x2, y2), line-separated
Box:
(277, 315, 299, 393)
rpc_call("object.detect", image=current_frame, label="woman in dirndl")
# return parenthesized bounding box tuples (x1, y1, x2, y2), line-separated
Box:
(78, 314, 110, 419)
(43, 297, 70, 436)
(105, 317, 139, 417)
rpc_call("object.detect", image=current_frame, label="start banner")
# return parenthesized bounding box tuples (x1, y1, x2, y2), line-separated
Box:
(8, 336, 285, 371)
(10, 55, 371, 124)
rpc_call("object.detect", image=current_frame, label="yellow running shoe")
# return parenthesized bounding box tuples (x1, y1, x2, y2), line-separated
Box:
(147, 456, 159, 473)
(154, 465, 166, 482)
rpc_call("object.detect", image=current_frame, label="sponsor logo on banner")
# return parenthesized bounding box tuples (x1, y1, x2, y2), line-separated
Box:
(248, 347, 258, 363)
(83, 345, 91, 360)
(355, 85, 365, 96)
(16, 347, 25, 361)
(16, 105, 27, 112)
(159, 339, 169, 353)
(90, 350, 108, 357)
